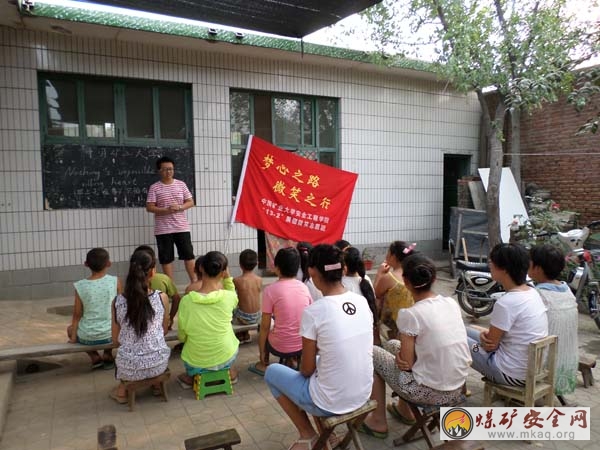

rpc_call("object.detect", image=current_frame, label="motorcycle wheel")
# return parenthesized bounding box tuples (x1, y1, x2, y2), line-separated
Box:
(456, 281, 496, 318)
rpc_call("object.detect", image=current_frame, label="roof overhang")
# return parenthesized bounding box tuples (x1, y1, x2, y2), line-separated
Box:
(44, 0, 384, 38)
(2, 0, 438, 80)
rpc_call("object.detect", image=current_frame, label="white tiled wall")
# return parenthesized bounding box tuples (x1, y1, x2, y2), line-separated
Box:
(0, 26, 480, 273)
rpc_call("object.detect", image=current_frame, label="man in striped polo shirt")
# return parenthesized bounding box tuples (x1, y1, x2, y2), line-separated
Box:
(146, 156, 196, 282)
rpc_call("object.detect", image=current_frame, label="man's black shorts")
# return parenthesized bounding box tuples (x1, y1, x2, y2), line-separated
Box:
(155, 232, 194, 264)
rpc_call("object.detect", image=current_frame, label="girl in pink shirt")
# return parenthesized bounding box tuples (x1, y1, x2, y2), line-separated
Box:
(248, 248, 312, 376)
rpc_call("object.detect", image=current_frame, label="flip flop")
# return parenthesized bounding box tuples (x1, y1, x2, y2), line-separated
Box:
(247, 362, 265, 377)
(231, 375, 239, 385)
(177, 374, 193, 390)
(102, 360, 115, 370)
(386, 403, 417, 425)
(357, 422, 388, 439)
(91, 360, 104, 370)
(109, 388, 128, 405)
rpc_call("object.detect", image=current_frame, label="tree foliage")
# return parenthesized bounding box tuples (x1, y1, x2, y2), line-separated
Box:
(357, 0, 597, 246)
(568, 65, 600, 135)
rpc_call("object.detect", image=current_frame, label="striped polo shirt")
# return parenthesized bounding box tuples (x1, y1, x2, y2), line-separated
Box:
(146, 179, 193, 235)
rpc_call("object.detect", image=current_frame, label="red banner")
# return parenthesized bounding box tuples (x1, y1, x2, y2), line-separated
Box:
(232, 136, 358, 245)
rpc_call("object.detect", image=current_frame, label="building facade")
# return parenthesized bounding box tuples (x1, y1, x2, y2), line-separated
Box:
(0, 5, 481, 299)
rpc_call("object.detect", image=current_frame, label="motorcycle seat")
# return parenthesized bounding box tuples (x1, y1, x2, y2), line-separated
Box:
(455, 260, 490, 271)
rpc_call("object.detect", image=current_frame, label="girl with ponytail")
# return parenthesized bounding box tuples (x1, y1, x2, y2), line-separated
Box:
(176, 251, 240, 388)
(110, 250, 171, 404)
(342, 247, 377, 324)
(264, 244, 374, 449)
(373, 241, 417, 340)
(297, 242, 323, 301)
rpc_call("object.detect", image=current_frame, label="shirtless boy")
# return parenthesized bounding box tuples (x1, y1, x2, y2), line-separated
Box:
(233, 249, 263, 344)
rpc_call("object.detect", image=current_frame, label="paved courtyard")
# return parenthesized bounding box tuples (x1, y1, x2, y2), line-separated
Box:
(0, 271, 598, 450)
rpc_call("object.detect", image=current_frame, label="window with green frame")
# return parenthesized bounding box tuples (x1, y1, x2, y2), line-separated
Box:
(230, 91, 338, 196)
(39, 73, 192, 146)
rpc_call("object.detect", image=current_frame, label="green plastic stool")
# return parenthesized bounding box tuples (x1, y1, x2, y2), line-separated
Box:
(193, 369, 233, 400)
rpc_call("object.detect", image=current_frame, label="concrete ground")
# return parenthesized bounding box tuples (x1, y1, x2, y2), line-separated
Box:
(0, 270, 599, 450)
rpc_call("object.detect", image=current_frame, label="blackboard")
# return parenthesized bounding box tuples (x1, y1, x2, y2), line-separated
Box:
(42, 144, 195, 209)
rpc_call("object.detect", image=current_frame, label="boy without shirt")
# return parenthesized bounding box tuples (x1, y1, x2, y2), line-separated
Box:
(233, 249, 263, 344)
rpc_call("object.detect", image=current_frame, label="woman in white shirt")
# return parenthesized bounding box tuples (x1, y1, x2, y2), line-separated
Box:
(467, 243, 548, 387)
(360, 254, 471, 438)
(265, 244, 374, 450)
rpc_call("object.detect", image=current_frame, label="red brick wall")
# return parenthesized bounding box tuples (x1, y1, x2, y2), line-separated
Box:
(520, 98, 599, 225)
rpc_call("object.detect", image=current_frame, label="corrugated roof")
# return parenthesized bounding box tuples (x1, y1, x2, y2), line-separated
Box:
(83, 0, 383, 38)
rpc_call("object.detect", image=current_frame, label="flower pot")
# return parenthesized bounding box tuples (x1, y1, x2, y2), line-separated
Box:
(363, 260, 374, 270)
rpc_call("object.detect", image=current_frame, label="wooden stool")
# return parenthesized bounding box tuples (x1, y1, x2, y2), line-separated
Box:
(270, 348, 302, 369)
(578, 354, 596, 388)
(393, 402, 441, 448)
(193, 368, 233, 400)
(432, 441, 484, 450)
(122, 370, 170, 412)
(312, 399, 377, 450)
(184, 428, 241, 450)
(97, 424, 117, 450)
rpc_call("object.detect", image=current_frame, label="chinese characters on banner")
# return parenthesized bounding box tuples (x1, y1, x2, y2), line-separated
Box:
(231, 136, 358, 244)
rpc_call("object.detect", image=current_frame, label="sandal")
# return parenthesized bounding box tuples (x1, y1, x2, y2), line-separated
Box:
(286, 435, 317, 450)
(102, 360, 115, 370)
(357, 422, 388, 439)
(247, 362, 266, 376)
(109, 388, 128, 405)
(177, 373, 193, 390)
(386, 403, 416, 425)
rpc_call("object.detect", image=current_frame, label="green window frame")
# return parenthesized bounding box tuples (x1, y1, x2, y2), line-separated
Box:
(230, 90, 339, 197)
(38, 73, 192, 147)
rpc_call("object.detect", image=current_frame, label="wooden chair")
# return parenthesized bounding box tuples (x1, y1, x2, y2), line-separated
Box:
(311, 399, 377, 450)
(483, 335, 557, 407)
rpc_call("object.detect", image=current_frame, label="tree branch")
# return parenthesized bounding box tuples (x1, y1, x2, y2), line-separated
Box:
(493, 0, 519, 80)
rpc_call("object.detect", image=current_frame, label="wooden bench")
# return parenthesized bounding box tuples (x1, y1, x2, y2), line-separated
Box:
(578, 354, 596, 388)
(0, 324, 258, 362)
(184, 428, 241, 450)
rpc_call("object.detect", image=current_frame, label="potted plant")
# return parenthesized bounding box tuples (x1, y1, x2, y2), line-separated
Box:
(362, 248, 375, 270)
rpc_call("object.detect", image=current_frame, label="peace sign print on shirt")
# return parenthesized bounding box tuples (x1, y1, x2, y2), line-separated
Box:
(342, 302, 356, 315)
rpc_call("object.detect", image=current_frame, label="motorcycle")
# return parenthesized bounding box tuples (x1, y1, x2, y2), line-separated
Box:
(453, 221, 600, 325)
(559, 222, 600, 329)
(454, 258, 504, 317)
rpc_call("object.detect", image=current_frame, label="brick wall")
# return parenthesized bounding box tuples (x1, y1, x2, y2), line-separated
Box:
(520, 97, 599, 225)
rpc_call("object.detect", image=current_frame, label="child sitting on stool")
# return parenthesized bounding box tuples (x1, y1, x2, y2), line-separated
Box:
(68, 248, 122, 370)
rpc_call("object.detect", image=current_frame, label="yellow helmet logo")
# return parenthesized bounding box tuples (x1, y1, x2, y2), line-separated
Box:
(441, 408, 474, 439)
